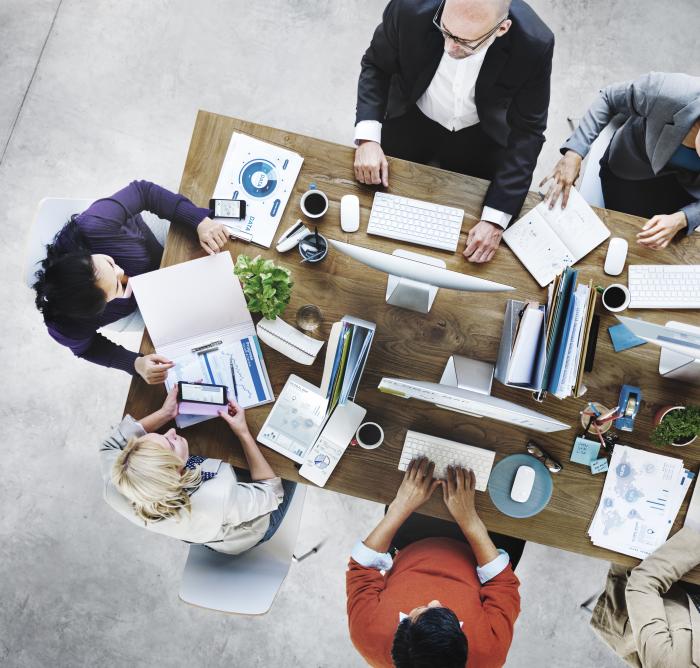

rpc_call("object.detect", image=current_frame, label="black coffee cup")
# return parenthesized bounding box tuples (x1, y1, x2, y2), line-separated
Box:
(352, 422, 384, 449)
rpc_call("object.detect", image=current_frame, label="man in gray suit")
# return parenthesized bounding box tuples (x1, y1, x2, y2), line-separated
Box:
(543, 72, 700, 250)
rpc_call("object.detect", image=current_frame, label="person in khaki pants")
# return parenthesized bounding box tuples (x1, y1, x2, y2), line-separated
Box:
(590, 526, 700, 668)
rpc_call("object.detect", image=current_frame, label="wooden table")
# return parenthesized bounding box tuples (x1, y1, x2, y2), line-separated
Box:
(125, 110, 700, 581)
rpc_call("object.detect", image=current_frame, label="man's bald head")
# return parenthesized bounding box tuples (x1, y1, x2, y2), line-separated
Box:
(441, 0, 512, 59)
(444, 0, 511, 29)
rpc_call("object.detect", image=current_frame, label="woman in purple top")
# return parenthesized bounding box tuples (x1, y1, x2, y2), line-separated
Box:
(32, 180, 229, 383)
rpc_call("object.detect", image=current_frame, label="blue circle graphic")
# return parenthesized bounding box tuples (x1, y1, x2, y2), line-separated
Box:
(239, 159, 278, 198)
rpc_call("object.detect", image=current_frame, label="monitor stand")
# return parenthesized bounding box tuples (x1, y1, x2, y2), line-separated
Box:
(435, 355, 495, 417)
(385, 250, 445, 313)
(659, 321, 700, 384)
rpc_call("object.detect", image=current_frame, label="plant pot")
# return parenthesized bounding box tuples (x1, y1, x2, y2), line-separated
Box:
(653, 405, 697, 447)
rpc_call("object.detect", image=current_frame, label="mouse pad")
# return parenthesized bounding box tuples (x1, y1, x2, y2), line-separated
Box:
(487, 454, 553, 519)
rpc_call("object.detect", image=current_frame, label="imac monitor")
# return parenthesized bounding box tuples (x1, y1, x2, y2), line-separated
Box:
(616, 316, 700, 383)
(378, 377, 571, 433)
(329, 239, 514, 313)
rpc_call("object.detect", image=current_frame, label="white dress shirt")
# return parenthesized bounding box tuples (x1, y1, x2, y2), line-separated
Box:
(351, 539, 510, 583)
(354, 47, 511, 229)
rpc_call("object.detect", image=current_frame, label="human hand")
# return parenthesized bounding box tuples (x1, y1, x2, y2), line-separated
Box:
(354, 141, 389, 187)
(442, 466, 484, 538)
(134, 354, 175, 384)
(389, 457, 441, 517)
(636, 212, 687, 250)
(462, 220, 503, 263)
(158, 385, 179, 421)
(539, 151, 583, 209)
(218, 398, 250, 437)
(197, 217, 228, 255)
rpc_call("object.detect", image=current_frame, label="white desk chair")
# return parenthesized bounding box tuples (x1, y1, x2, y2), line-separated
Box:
(24, 198, 169, 335)
(576, 115, 624, 208)
(179, 484, 310, 615)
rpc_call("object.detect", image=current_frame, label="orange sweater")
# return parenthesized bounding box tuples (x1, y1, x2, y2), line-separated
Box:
(346, 537, 520, 668)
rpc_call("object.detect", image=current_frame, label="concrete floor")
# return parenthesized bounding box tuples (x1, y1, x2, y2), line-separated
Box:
(1, 1, 698, 666)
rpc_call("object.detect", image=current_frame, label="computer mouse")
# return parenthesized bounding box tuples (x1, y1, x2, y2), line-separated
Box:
(604, 237, 628, 276)
(340, 194, 360, 233)
(510, 465, 535, 503)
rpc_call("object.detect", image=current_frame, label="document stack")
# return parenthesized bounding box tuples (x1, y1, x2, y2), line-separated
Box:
(321, 316, 376, 413)
(495, 267, 597, 399)
(588, 444, 694, 559)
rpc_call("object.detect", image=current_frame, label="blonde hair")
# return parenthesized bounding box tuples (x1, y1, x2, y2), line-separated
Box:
(112, 436, 202, 523)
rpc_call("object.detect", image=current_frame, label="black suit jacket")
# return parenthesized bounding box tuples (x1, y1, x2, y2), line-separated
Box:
(356, 0, 554, 218)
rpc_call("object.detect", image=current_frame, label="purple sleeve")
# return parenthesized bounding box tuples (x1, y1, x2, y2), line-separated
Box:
(47, 324, 140, 374)
(80, 180, 211, 234)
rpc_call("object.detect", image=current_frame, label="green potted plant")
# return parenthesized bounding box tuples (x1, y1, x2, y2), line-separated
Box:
(650, 405, 700, 447)
(234, 254, 293, 320)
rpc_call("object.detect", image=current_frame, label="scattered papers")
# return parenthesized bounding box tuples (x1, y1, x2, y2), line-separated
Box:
(588, 444, 694, 559)
(212, 133, 303, 248)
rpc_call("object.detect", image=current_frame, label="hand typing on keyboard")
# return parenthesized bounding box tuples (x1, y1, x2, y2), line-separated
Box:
(389, 458, 442, 518)
(443, 466, 485, 539)
(462, 220, 504, 264)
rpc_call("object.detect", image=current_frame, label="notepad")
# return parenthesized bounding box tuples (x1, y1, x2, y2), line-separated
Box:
(503, 188, 610, 287)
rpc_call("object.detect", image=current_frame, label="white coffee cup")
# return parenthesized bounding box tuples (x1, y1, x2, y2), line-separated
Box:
(300, 189, 329, 218)
(601, 283, 630, 312)
(351, 422, 384, 449)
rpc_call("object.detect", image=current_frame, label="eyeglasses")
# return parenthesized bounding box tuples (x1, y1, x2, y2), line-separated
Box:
(432, 0, 508, 53)
(526, 440, 563, 473)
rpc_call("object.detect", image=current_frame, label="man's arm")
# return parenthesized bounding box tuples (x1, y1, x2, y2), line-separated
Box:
(442, 465, 521, 663)
(625, 527, 700, 667)
(464, 39, 554, 263)
(355, 0, 402, 125)
(483, 40, 554, 218)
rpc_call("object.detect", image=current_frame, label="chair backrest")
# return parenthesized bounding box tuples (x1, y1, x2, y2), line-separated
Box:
(577, 115, 624, 208)
(24, 197, 94, 288)
(179, 484, 307, 615)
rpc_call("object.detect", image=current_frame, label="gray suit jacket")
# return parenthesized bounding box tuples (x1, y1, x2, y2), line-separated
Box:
(562, 72, 700, 233)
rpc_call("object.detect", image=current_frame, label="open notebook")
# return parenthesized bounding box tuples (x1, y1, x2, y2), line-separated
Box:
(503, 187, 610, 287)
(130, 252, 273, 428)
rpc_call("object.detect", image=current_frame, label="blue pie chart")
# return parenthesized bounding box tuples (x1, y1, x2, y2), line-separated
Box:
(239, 159, 278, 198)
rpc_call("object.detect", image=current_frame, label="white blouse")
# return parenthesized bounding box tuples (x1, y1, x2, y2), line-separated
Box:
(99, 415, 284, 555)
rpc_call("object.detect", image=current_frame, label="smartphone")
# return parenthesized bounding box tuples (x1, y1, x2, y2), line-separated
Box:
(177, 381, 228, 405)
(209, 198, 246, 219)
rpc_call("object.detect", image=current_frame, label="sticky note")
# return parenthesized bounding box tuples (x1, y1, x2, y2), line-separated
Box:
(570, 437, 601, 465)
(590, 458, 609, 474)
(608, 323, 646, 352)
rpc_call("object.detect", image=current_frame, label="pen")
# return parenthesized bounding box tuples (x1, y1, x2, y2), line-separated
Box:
(228, 355, 238, 401)
(314, 225, 320, 252)
(587, 402, 601, 417)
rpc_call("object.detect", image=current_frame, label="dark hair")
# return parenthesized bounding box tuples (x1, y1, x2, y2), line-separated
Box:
(33, 217, 107, 323)
(391, 607, 467, 668)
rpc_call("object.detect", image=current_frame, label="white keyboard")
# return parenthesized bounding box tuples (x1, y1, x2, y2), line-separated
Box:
(629, 265, 700, 309)
(398, 430, 495, 491)
(367, 192, 464, 252)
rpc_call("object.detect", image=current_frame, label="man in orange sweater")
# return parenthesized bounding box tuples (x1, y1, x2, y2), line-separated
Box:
(346, 458, 521, 668)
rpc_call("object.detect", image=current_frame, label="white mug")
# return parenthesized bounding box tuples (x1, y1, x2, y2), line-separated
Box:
(351, 422, 384, 449)
(601, 283, 630, 312)
(300, 189, 329, 218)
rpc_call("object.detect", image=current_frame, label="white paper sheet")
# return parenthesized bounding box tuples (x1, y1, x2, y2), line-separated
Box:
(213, 133, 304, 248)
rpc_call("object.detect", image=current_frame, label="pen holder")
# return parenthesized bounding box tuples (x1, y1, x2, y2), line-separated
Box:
(299, 232, 328, 263)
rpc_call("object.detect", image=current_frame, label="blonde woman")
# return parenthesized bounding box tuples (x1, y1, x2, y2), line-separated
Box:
(100, 387, 295, 553)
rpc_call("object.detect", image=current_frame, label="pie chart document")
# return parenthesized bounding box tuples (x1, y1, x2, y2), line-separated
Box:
(213, 132, 304, 248)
